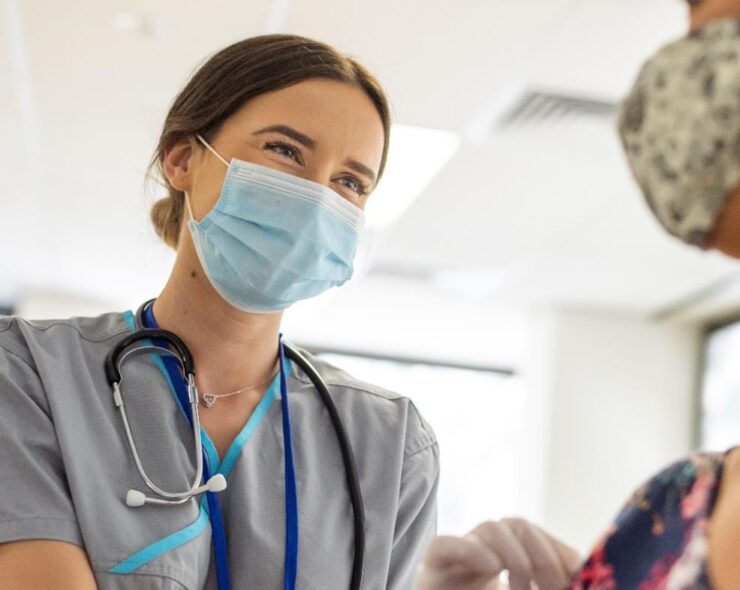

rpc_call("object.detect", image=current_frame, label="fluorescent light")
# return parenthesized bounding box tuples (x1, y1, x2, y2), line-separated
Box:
(264, 0, 292, 33)
(433, 268, 508, 298)
(3, 0, 43, 167)
(366, 124, 460, 230)
(112, 12, 168, 39)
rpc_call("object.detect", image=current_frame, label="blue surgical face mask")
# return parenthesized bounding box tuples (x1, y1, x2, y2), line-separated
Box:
(184, 134, 365, 313)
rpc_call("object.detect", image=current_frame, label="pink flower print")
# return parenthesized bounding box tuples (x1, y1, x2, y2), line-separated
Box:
(572, 546, 616, 590)
(651, 513, 665, 536)
(638, 553, 678, 590)
(681, 473, 713, 521)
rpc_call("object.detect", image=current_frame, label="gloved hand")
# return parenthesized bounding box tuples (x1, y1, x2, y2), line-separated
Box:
(415, 518, 582, 590)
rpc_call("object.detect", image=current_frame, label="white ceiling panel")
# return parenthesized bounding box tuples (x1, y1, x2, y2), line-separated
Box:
(530, 0, 686, 98)
(1, 0, 729, 328)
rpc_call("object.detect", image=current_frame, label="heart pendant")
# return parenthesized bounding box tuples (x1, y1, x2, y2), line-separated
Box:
(203, 394, 217, 408)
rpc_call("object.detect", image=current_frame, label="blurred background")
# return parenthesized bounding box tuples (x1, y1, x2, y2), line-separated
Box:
(3, 0, 740, 553)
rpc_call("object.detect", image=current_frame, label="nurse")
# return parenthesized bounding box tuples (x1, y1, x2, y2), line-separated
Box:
(0, 34, 439, 589)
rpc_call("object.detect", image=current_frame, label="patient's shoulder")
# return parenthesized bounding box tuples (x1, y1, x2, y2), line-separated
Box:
(573, 451, 725, 589)
(613, 452, 724, 535)
(707, 447, 740, 589)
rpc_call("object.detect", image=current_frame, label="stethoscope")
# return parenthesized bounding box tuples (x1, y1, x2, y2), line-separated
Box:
(104, 299, 366, 590)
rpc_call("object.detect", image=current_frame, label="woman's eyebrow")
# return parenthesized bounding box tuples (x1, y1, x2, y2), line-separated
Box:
(254, 124, 377, 185)
(254, 124, 317, 150)
(344, 158, 377, 186)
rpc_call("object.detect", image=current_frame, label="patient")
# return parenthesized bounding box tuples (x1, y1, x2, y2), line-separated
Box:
(416, 0, 740, 588)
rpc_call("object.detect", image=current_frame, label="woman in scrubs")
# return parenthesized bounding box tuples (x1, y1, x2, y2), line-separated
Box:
(0, 35, 439, 589)
(416, 0, 740, 588)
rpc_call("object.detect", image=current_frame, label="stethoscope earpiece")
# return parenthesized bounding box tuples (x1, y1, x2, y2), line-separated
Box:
(125, 489, 146, 508)
(126, 474, 228, 508)
(105, 301, 211, 509)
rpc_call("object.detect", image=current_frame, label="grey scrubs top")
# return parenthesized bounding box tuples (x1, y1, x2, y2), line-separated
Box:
(0, 311, 439, 589)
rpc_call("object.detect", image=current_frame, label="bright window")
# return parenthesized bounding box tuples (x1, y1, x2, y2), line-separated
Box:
(319, 352, 526, 535)
(701, 320, 740, 450)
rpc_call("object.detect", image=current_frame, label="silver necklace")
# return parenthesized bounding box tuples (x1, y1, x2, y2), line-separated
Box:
(201, 363, 279, 408)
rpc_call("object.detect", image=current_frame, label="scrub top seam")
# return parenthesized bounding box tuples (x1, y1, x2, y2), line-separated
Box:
(292, 369, 407, 403)
(2, 316, 132, 344)
(0, 515, 81, 526)
(108, 498, 210, 577)
(405, 400, 438, 453)
(291, 361, 437, 456)
(100, 566, 194, 589)
(0, 344, 37, 372)
(404, 440, 438, 460)
(0, 346, 57, 422)
(0, 318, 20, 335)
(0, 517, 84, 549)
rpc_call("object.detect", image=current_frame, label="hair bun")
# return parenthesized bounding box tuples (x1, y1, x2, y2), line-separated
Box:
(150, 193, 184, 249)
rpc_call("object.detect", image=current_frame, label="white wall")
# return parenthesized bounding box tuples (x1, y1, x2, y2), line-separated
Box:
(10, 284, 705, 556)
(522, 308, 701, 552)
(284, 274, 528, 370)
(15, 288, 117, 319)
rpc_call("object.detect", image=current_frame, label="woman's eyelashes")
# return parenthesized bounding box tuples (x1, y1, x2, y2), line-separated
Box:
(264, 141, 303, 165)
(335, 175, 369, 197)
(263, 140, 370, 197)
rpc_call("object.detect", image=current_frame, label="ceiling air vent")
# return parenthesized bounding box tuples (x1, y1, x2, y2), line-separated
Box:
(494, 90, 619, 131)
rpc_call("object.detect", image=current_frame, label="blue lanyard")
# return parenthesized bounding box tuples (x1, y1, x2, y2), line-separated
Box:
(142, 305, 299, 590)
(142, 305, 232, 590)
(278, 337, 299, 590)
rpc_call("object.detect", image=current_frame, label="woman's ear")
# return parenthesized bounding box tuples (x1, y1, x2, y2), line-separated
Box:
(163, 139, 195, 193)
(706, 183, 740, 258)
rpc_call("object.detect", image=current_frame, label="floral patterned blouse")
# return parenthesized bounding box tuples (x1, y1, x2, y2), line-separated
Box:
(572, 451, 727, 589)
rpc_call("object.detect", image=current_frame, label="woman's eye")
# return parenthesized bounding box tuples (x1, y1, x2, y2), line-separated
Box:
(337, 176, 369, 197)
(265, 142, 302, 163)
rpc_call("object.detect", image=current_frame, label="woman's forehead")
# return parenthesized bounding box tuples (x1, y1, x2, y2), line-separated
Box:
(226, 80, 385, 160)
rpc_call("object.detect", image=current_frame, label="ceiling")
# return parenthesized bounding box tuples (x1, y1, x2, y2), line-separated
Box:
(2, 0, 737, 363)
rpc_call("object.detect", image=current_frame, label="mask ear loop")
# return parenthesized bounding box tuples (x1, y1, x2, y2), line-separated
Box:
(196, 134, 230, 167)
(184, 134, 231, 223)
(183, 191, 195, 222)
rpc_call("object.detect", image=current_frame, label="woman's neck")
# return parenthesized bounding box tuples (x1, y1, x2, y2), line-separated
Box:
(151, 248, 283, 398)
(690, 0, 740, 30)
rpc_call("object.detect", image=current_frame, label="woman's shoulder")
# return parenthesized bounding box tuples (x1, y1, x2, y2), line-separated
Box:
(288, 346, 437, 458)
(289, 346, 407, 400)
(0, 312, 132, 414)
(0, 311, 132, 359)
(573, 451, 727, 589)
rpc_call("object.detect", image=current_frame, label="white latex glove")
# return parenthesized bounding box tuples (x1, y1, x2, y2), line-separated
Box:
(415, 518, 582, 590)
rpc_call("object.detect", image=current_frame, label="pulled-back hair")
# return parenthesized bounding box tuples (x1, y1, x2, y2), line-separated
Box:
(149, 34, 391, 249)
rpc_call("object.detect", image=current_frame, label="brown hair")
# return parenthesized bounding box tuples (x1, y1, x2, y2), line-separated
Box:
(149, 34, 392, 249)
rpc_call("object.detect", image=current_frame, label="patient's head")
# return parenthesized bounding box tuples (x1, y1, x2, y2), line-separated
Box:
(618, 17, 740, 257)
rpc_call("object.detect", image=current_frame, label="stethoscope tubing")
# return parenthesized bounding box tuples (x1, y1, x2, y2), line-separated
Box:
(108, 338, 206, 502)
(281, 344, 366, 589)
(105, 300, 366, 590)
